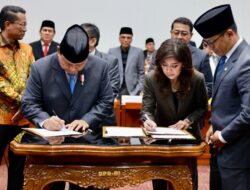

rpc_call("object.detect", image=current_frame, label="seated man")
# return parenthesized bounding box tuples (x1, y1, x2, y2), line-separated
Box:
(22, 24, 115, 189)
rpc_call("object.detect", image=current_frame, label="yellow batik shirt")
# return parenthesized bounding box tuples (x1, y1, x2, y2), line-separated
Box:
(0, 34, 34, 125)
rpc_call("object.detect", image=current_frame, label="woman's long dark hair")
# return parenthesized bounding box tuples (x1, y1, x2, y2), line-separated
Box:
(155, 39, 194, 99)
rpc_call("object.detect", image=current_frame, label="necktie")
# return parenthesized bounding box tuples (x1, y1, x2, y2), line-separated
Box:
(43, 44, 49, 56)
(69, 74, 75, 94)
(214, 56, 227, 82)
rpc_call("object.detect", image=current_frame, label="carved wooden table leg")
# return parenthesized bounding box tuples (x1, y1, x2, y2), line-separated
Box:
(24, 164, 192, 190)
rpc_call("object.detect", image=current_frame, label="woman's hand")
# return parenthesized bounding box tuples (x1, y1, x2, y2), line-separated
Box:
(169, 119, 191, 130)
(143, 119, 157, 131)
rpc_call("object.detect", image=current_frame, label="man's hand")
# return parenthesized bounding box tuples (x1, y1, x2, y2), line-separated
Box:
(65, 120, 89, 132)
(47, 136, 65, 145)
(43, 116, 65, 131)
(210, 130, 225, 149)
(205, 125, 213, 144)
(11, 108, 24, 124)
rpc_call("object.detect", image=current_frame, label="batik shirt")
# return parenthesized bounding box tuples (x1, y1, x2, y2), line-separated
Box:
(0, 33, 34, 125)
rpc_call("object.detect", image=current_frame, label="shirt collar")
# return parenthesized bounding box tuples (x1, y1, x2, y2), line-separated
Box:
(225, 37, 243, 61)
(89, 48, 96, 56)
(41, 40, 51, 46)
(0, 33, 20, 49)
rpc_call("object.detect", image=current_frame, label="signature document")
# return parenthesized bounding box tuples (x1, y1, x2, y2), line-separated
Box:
(23, 128, 82, 138)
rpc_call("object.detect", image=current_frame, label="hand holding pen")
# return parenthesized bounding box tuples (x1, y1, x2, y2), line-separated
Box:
(43, 110, 65, 131)
(143, 114, 157, 131)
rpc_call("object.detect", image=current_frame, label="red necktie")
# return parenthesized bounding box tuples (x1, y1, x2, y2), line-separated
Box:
(43, 44, 49, 56)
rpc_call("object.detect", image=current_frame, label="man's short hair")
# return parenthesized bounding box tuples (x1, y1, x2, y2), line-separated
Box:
(146, 38, 154, 44)
(80, 23, 100, 47)
(0, 5, 26, 30)
(171, 17, 193, 33)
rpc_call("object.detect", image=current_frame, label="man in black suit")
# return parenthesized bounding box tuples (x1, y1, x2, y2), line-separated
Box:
(170, 17, 213, 98)
(143, 37, 156, 73)
(195, 4, 250, 190)
(22, 24, 115, 190)
(81, 23, 120, 98)
(30, 20, 59, 60)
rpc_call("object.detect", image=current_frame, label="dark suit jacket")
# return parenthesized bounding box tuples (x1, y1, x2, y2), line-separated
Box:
(30, 40, 59, 60)
(211, 40, 250, 168)
(141, 70, 208, 139)
(95, 49, 120, 98)
(21, 53, 115, 140)
(189, 45, 213, 98)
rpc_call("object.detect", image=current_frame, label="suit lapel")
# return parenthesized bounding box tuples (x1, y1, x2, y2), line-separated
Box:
(115, 48, 123, 85)
(125, 47, 133, 72)
(71, 68, 88, 105)
(95, 50, 103, 58)
(52, 59, 71, 102)
(212, 40, 248, 98)
(37, 42, 44, 59)
(48, 41, 57, 55)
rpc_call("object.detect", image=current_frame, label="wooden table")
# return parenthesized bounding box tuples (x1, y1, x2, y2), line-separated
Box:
(11, 139, 206, 190)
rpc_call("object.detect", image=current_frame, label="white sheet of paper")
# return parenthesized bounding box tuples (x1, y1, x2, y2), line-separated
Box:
(146, 127, 188, 135)
(23, 128, 82, 138)
(151, 134, 195, 139)
(121, 95, 142, 105)
(103, 127, 145, 137)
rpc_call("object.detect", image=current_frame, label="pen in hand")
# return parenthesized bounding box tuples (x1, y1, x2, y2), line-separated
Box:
(145, 114, 151, 121)
(144, 114, 157, 131)
(48, 110, 65, 130)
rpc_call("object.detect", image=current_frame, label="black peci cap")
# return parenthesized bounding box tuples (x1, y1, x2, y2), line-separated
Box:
(119, 27, 133, 35)
(146, 38, 154, 44)
(60, 24, 89, 63)
(40, 20, 55, 30)
(194, 4, 235, 38)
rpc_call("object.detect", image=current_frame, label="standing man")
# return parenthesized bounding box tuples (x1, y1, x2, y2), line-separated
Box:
(108, 27, 144, 96)
(143, 37, 156, 73)
(81, 23, 120, 98)
(170, 17, 213, 98)
(0, 5, 34, 190)
(194, 4, 250, 190)
(30, 20, 59, 60)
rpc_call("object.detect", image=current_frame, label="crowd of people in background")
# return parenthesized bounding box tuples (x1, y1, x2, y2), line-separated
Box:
(1, 3, 250, 190)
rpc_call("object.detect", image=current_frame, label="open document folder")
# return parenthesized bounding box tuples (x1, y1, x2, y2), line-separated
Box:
(22, 128, 82, 138)
(103, 127, 195, 140)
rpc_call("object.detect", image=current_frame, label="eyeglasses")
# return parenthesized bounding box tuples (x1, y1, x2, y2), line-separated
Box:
(171, 30, 190, 37)
(203, 32, 225, 47)
(161, 63, 181, 70)
(12, 21, 27, 28)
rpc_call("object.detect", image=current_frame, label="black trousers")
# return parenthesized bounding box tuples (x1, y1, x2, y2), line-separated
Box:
(209, 146, 222, 190)
(0, 125, 26, 190)
(219, 166, 250, 190)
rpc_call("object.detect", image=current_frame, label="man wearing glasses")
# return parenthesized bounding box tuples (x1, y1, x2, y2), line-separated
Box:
(170, 17, 213, 98)
(0, 5, 34, 190)
(195, 4, 250, 190)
